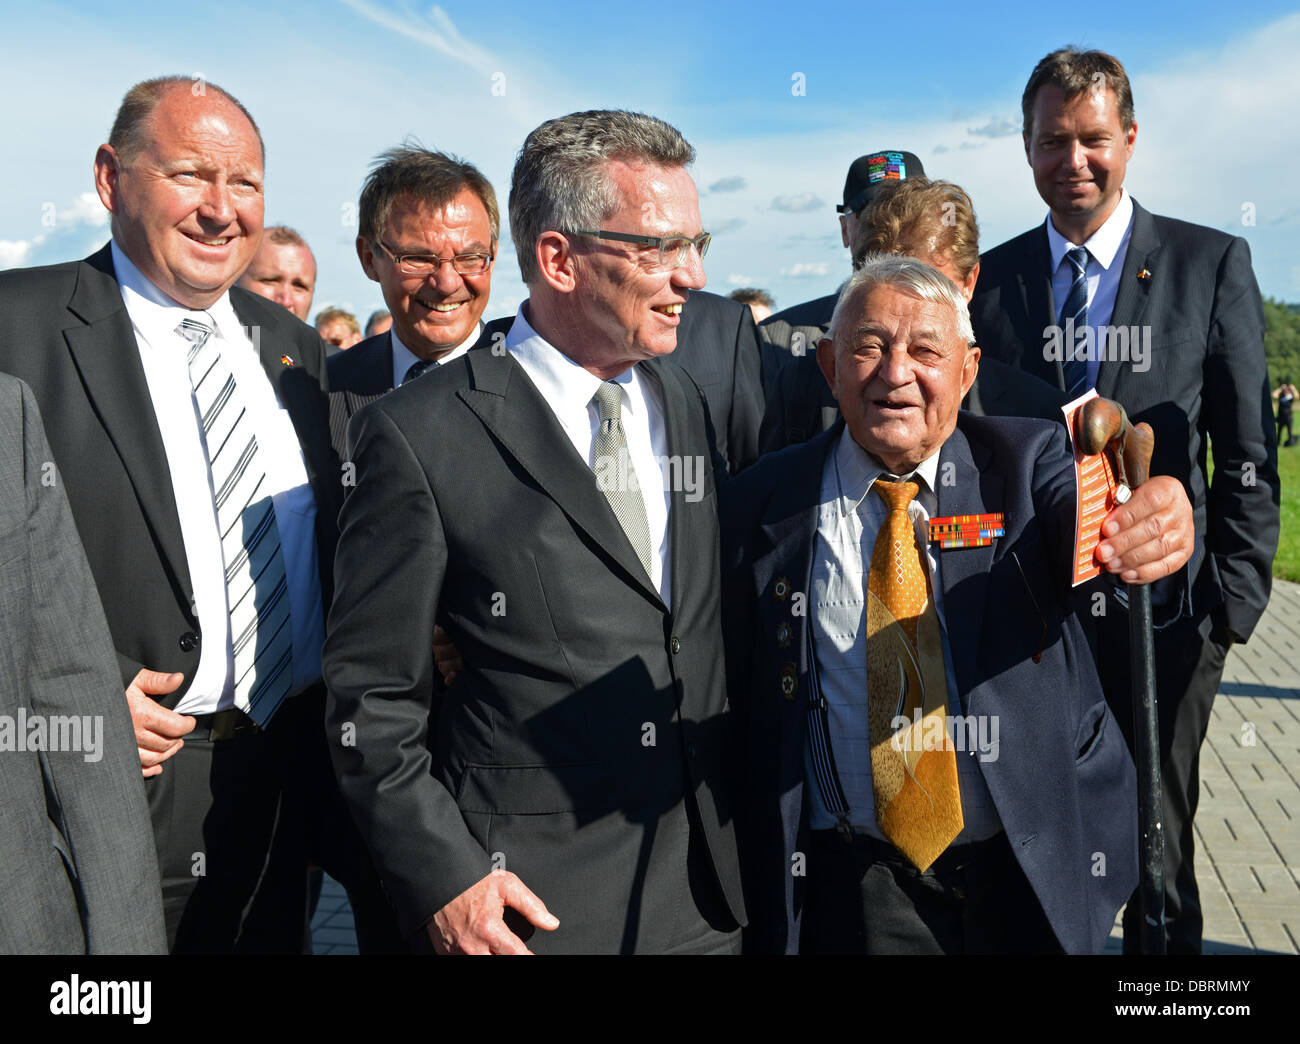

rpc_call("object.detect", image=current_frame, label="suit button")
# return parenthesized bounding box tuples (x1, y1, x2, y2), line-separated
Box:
(179, 631, 199, 652)
(670, 636, 681, 655)
(687, 743, 697, 759)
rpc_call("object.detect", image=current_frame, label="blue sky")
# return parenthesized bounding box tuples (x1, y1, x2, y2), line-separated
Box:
(2, 0, 1298, 323)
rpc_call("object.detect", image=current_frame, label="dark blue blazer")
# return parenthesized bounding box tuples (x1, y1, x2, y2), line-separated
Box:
(721, 412, 1139, 954)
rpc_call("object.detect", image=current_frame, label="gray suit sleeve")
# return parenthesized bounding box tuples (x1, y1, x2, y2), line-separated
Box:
(19, 382, 167, 954)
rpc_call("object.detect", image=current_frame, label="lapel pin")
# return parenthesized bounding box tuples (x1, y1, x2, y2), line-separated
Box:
(779, 662, 798, 701)
(929, 512, 1005, 549)
(280, 354, 296, 367)
(773, 577, 790, 601)
(776, 621, 792, 649)
(1137, 268, 1152, 283)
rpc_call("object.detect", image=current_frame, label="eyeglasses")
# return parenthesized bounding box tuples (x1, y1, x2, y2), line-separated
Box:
(375, 240, 494, 276)
(562, 229, 710, 271)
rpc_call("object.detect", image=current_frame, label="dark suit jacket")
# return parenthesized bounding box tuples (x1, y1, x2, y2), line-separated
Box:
(757, 289, 839, 386)
(473, 290, 764, 474)
(970, 200, 1279, 642)
(0, 243, 341, 701)
(722, 414, 1139, 955)
(0, 375, 166, 954)
(323, 347, 746, 952)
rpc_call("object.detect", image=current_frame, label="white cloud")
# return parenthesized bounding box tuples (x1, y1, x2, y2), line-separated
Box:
(56, 191, 109, 228)
(0, 240, 37, 269)
(339, 0, 498, 77)
(967, 116, 1020, 138)
(727, 273, 756, 285)
(781, 262, 830, 278)
(771, 193, 824, 214)
(708, 175, 747, 193)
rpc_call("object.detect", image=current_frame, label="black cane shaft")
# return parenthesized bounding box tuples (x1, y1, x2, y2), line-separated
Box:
(1129, 581, 1166, 955)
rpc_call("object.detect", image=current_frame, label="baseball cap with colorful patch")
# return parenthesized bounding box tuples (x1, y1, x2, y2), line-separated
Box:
(837, 150, 925, 214)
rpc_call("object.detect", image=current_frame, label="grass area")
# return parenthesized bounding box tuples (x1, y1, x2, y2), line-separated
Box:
(1274, 434, 1300, 582)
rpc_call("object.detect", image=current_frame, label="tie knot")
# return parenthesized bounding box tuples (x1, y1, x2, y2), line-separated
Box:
(176, 315, 214, 348)
(873, 477, 919, 512)
(592, 381, 623, 423)
(1066, 246, 1089, 274)
(402, 359, 437, 385)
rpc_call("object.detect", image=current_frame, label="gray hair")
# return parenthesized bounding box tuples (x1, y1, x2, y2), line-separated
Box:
(827, 253, 975, 348)
(508, 110, 696, 286)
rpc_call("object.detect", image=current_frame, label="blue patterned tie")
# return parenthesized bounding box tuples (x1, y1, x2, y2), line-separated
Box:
(402, 358, 439, 385)
(1059, 246, 1091, 398)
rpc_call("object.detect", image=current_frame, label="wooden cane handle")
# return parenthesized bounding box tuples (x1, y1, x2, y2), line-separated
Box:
(1076, 398, 1124, 456)
(1122, 422, 1155, 488)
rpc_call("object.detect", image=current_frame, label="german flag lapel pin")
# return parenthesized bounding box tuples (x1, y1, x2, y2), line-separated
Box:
(928, 512, 1005, 549)
(280, 354, 295, 367)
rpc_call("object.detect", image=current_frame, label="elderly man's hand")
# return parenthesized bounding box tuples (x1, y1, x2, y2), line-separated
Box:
(1094, 475, 1193, 584)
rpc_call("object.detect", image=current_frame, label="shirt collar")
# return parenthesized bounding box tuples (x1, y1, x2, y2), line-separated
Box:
(1045, 187, 1133, 273)
(111, 238, 238, 346)
(390, 321, 482, 388)
(833, 423, 941, 516)
(504, 302, 641, 417)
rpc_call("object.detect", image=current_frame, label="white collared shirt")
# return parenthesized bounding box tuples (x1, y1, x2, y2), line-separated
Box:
(1046, 187, 1135, 389)
(390, 323, 482, 390)
(112, 240, 325, 715)
(503, 304, 672, 607)
(804, 425, 1000, 839)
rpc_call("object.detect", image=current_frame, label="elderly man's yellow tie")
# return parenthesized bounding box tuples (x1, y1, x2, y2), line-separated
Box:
(866, 478, 963, 871)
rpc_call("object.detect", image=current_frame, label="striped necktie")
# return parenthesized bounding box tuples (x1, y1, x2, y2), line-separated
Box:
(177, 315, 294, 726)
(591, 381, 654, 581)
(866, 477, 963, 871)
(1059, 245, 1091, 398)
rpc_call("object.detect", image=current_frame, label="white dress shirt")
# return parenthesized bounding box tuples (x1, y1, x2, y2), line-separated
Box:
(1047, 187, 1135, 389)
(503, 304, 672, 607)
(390, 322, 481, 390)
(804, 425, 1001, 840)
(112, 240, 325, 716)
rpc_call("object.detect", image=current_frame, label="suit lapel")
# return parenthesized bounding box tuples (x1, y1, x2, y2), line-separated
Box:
(642, 359, 693, 616)
(458, 349, 664, 609)
(1095, 200, 1160, 400)
(935, 423, 1001, 709)
(753, 429, 836, 679)
(1017, 224, 1061, 388)
(64, 247, 193, 602)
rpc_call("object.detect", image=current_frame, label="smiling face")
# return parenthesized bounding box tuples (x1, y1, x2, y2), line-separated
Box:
(817, 283, 979, 473)
(567, 160, 706, 374)
(238, 240, 316, 320)
(95, 87, 265, 309)
(356, 188, 494, 361)
(1025, 84, 1136, 243)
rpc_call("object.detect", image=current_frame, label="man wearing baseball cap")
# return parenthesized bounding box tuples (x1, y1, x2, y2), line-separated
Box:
(757, 151, 923, 449)
(759, 150, 930, 452)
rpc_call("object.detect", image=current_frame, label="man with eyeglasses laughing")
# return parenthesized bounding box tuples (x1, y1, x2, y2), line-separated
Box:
(324, 109, 746, 954)
(327, 145, 499, 460)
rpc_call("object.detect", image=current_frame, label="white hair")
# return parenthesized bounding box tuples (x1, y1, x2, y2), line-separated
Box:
(827, 253, 976, 347)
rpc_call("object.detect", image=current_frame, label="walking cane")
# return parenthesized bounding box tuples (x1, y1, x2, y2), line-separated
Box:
(1077, 398, 1165, 956)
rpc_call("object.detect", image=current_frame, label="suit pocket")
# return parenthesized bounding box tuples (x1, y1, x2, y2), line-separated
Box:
(1075, 701, 1109, 763)
(456, 763, 615, 815)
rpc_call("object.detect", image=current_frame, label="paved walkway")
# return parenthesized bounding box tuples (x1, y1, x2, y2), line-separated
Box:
(314, 582, 1300, 955)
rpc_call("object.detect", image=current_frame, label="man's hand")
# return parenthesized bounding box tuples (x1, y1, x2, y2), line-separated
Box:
(427, 869, 559, 954)
(1095, 475, 1194, 584)
(125, 668, 194, 778)
(432, 625, 462, 686)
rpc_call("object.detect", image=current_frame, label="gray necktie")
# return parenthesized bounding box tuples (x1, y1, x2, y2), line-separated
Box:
(177, 315, 293, 726)
(591, 381, 653, 581)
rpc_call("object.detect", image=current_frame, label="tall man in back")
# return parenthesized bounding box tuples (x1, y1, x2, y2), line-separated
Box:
(969, 47, 1279, 953)
(327, 146, 498, 460)
(0, 77, 344, 951)
(324, 110, 745, 954)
